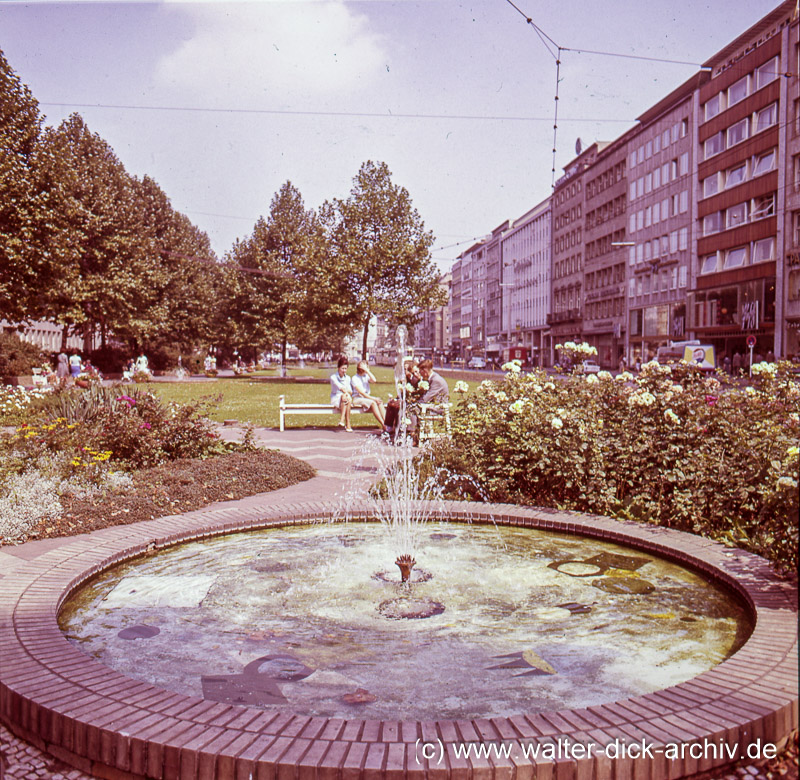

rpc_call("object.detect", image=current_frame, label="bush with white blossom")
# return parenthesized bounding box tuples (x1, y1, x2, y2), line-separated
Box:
(427, 361, 799, 573)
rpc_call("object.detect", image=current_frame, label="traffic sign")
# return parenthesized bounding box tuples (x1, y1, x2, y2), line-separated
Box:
(746, 335, 756, 348)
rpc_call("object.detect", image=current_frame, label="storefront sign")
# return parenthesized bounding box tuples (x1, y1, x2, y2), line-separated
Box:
(741, 301, 759, 331)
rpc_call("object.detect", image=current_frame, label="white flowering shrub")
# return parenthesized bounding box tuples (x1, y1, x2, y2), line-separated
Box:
(0, 385, 50, 425)
(0, 471, 62, 543)
(428, 361, 800, 573)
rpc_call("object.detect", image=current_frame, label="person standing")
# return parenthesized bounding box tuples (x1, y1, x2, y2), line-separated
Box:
(56, 352, 69, 382)
(330, 356, 353, 431)
(68, 352, 82, 379)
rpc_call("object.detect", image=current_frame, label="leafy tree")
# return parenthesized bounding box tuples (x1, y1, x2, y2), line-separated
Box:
(34, 114, 154, 351)
(225, 182, 331, 367)
(323, 160, 444, 359)
(0, 48, 44, 322)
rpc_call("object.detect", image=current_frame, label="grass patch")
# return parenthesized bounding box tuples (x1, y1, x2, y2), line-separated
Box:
(144, 366, 482, 428)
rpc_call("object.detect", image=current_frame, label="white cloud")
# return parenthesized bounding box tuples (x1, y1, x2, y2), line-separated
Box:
(155, 1, 387, 102)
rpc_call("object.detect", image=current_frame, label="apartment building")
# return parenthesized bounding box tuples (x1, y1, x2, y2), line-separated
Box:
(484, 220, 510, 362)
(583, 135, 630, 367)
(435, 2, 798, 364)
(414, 272, 451, 362)
(690, 0, 796, 361)
(548, 144, 600, 363)
(500, 197, 552, 366)
(626, 76, 704, 363)
(449, 258, 463, 360)
(784, 11, 800, 355)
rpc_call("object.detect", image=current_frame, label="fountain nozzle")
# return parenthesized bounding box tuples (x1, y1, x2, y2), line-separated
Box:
(395, 554, 416, 583)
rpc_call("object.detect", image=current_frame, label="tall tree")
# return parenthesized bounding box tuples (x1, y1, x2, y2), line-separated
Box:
(0, 49, 44, 322)
(323, 161, 444, 359)
(225, 182, 326, 368)
(34, 114, 150, 350)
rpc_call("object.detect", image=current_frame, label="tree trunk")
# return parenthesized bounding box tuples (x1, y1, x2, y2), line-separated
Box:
(281, 333, 288, 377)
(60, 324, 69, 352)
(361, 316, 370, 361)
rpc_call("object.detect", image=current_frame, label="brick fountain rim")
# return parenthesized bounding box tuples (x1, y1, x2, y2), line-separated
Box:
(0, 499, 796, 780)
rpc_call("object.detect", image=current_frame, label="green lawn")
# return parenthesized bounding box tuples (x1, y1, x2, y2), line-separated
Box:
(143, 366, 482, 429)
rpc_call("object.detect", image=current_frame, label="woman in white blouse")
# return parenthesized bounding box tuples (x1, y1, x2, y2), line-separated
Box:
(351, 360, 386, 431)
(330, 356, 354, 431)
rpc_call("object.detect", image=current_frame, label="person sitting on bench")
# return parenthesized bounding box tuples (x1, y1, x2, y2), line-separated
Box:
(351, 360, 387, 431)
(330, 356, 353, 431)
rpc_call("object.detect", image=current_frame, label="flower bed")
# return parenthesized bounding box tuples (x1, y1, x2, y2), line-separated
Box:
(431, 360, 799, 573)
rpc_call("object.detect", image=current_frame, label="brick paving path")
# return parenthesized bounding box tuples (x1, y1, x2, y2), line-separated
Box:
(0, 425, 796, 780)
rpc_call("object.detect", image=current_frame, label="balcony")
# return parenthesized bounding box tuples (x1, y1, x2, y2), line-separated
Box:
(547, 309, 582, 325)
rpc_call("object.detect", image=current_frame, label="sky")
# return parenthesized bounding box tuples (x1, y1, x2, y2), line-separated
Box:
(0, 0, 783, 268)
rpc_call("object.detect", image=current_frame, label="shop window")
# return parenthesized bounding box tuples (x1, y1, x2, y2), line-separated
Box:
(794, 211, 800, 246)
(723, 247, 747, 270)
(789, 270, 800, 302)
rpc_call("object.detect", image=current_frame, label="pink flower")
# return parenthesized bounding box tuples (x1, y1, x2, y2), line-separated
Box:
(117, 395, 136, 406)
(705, 395, 718, 407)
(139, 422, 151, 430)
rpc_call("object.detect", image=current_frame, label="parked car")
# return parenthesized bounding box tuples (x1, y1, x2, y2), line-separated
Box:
(468, 357, 487, 369)
(580, 359, 601, 374)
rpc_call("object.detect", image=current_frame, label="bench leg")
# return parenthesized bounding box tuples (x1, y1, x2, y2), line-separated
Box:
(280, 410, 285, 432)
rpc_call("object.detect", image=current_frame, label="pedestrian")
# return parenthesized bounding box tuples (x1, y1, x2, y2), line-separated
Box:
(68, 352, 82, 379)
(56, 351, 69, 382)
(351, 360, 386, 431)
(732, 352, 742, 375)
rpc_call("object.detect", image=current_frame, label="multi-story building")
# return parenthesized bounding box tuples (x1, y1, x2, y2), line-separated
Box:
(415, 272, 451, 364)
(690, 0, 796, 361)
(582, 135, 631, 367)
(626, 76, 704, 363)
(784, 10, 800, 356)
(449, 259, 463, 360)
(500, 197, 551, 366)
(548, 144, 600, 363)
(483, 220, 509, 363)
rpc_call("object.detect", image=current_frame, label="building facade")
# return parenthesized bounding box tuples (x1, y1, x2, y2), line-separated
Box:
(627, 77, 703, 363)
(583, 136, 630, 367)
(690, 1, 795, 361)
(783, 11, 800, 355)
(500, 197, 552, 365)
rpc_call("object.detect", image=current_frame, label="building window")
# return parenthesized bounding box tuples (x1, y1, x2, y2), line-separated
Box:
(679, 265, 687, 288)
(756, 56, 779, 89)
(662, 129, 670, 148)
(701, 254, 718, 275)
(703, 174, 719, 198)
(752, 194, 775, 220)
(679, 190, 689, 213)
(754, 150, 776, 177)
(701, 212, 718, 239)
(728, 75, 748, 106)
(723, 246, 747, 270)
(727, 118, 749, 147)
(704, 133, 724, 159)
(726, 202, 748, 228)
(726, 164, 747, 189)
(792, 211, 800, 246)
(705, 93, 722, 120)
(752, 237, 775, 263)
(755, 103, 778, 133)
(679, 227, 688, 251)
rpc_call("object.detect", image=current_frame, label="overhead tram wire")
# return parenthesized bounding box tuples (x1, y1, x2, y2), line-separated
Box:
(38, 101, 633, 124)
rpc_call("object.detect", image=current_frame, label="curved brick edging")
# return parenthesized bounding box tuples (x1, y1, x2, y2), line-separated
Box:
(0, 501, 796, 780)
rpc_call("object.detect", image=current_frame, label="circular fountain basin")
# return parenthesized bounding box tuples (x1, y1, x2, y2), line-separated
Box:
(59, 522, 750, 721)
(0, 501, 796, 780)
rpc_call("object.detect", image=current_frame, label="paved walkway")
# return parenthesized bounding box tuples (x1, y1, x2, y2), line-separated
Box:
(0, 425, 794, 780)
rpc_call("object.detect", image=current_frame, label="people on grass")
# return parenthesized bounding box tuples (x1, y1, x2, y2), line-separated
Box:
(330, 355, 354, 431)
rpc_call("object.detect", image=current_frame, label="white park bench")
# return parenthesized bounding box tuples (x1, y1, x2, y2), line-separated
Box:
(278, 394, 371, 431)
